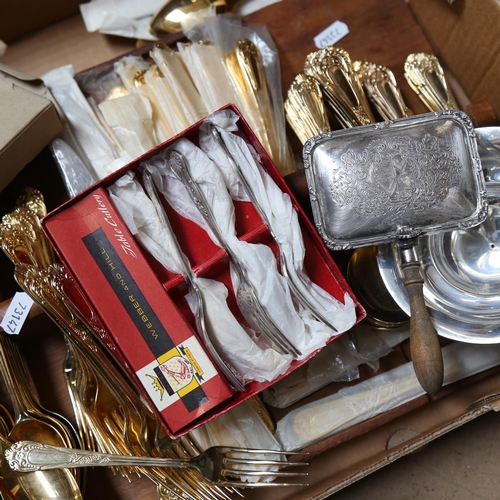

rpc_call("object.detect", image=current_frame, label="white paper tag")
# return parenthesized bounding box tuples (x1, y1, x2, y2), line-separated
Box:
(0, 292, 34, 335)
(314, 20, 349, 49)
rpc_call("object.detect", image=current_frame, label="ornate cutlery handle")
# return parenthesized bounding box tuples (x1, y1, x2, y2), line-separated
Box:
(404, 53, 458, 111)
(354, 61, 412, 120)
(285, 73, 331, 145)
(167, 150, 236, 260)
(304, 46, 375, 128)
(5, 441, 190, 472)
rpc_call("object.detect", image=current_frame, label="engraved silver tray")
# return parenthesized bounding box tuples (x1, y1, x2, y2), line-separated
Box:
(303, 110, 488, 250)
(377, 181, 500, 344)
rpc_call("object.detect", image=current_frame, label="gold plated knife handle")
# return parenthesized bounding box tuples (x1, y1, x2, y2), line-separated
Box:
(354, 60, 413, 120)
(304, 46, 375, 128)
(404, 53, 458, 111)
(285, 73, 331, 145)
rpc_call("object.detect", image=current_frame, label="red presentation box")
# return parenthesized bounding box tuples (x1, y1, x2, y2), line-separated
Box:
(42, 105, 365, 438)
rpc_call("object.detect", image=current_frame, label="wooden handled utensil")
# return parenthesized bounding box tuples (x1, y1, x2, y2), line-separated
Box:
(301, 110, 488, 395)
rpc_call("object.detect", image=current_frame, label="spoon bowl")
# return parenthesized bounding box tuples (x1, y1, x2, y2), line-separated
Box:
(149, 0, 236, 37)
(0, 417, 82, 500)
(0, 334, 84, 500)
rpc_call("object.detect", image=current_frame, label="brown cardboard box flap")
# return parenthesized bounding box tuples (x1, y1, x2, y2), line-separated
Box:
(0, 63, 63, 192)
(408, 0, 500, 119)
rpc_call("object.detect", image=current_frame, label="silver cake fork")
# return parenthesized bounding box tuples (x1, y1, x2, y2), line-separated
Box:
(167, 149, 301, 358)
(142, 169, 246, 392)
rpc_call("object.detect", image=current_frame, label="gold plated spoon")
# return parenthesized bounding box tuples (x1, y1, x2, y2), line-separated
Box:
(0, 432, 82, 500)
(0, 339, 83, 500)
(149, 0, 239, 37)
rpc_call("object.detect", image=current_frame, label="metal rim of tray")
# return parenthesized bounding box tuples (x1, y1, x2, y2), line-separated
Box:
(303, 110, 488, 250)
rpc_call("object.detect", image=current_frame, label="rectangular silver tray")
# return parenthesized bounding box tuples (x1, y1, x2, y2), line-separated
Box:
(302, 110, 488, 250)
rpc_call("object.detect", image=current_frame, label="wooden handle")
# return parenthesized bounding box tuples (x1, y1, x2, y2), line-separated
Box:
(466, 99, 499, 128)
(401, 260, 443, 396)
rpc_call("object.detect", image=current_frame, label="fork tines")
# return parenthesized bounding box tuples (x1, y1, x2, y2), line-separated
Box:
(219, 448, 309, 488)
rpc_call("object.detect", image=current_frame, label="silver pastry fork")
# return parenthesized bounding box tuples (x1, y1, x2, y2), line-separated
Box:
(208, 123, 338, 334)
(142, 169, 245, 392)
(168, 149, 301, 358)
(6, 441, 309, 488)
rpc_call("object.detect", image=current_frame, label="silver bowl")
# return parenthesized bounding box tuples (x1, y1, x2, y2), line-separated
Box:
(377, 181, 500, 343)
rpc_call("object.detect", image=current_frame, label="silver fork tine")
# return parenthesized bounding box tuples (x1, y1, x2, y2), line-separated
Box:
(223, 470, 308, 477)
(224, 457, 308, 467)
(222, 481, 310, 488)
(176, 436, 239, 500)
(218, 446, 307, 456)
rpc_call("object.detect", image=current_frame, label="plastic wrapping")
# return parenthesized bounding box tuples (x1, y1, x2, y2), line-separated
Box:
(78, 65, 128, 104)
(275, 342, 500, 451)
(113, 55, 151, 92)
(98, 93, 158, 159)
(42, 65, 122, 180)
(182, 13, 295, 175)
(108, 171, 292, 383)
(177, 40, 240, 115)
(141, 66, 187, 138)
(149, 44, 208, 128)
(114, 56, 168, 143)
(49, 138, 96, 198)
(79, 0, 164, 40)
(189, 399, 283, 483)
(263, 323, 409, 409)
(142, 136, 338, 359)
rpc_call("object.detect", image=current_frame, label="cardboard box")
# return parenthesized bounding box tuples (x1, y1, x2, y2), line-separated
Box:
(42, 106, 364, 438)
(408, 0, 500, 120)
(0, 0, 81, 43)
(0, 63, 63, 192)
(4, 0, 500, 495)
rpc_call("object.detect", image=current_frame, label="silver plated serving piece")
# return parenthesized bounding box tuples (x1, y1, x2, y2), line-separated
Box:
(476, 127, 500, 182)
(302, 110, 488, 395)
(378, 181, 500, 343)
(303, 110, 487, 250)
